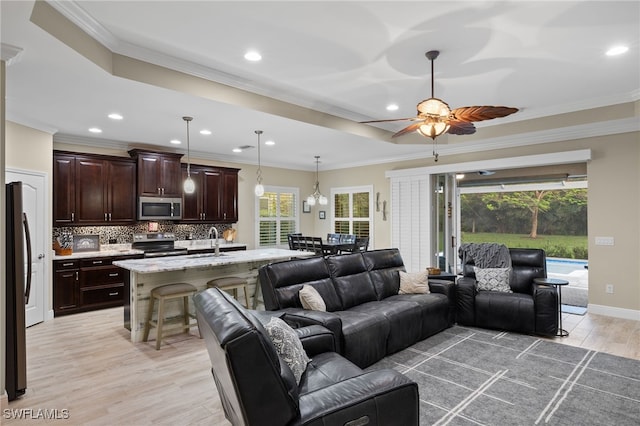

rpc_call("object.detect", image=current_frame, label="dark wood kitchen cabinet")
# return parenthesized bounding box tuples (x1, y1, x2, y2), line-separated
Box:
(53, 151, 136, 225)
(181, 164, 239, 223)
(53, 254, 142, 316)
(129, 149, 183, 197)
(53, 259, 79, 314)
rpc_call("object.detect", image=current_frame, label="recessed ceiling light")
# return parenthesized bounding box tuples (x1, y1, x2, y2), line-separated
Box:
(200, 129, 212, 135)
(232, 148, 242, 153)
(386, 104, 399, 111)
(265, 140, 275, 146)
(88, 127, 102, 133)
(108, 113, 123, 120)
(170, 139, 181, 145)
(244, 50, 262, 62)
(606, 45, 629, 56)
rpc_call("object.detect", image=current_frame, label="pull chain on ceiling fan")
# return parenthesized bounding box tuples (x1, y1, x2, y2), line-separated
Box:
(361, 50, 519, 161)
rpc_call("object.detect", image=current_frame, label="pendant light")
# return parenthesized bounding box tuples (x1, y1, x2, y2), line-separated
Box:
(182, 116, 195, 194)
(254, 130, 264, 196)
(306, 155, 328, 206)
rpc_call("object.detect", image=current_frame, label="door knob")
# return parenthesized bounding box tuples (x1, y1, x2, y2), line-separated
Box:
(38, 253, 45, 259)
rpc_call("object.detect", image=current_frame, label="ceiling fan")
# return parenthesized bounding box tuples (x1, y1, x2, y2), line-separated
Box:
(361, 50, 519, 160)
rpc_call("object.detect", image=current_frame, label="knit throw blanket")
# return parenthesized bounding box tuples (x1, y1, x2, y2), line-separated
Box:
(458, 243, 512, 269)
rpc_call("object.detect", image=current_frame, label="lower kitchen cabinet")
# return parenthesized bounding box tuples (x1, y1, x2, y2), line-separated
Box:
(53, 254, 142, 316)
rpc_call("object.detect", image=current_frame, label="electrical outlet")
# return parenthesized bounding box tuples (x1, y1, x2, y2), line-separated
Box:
(606, 284, 614, 294)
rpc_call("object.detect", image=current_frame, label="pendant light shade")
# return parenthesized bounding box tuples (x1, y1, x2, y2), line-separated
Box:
(254, 130, 264, 196)
(307, 156, 327, 206)
(182, 116, 195, 194)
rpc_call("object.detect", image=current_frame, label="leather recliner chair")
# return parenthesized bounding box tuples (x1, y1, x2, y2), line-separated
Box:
(194, 287, 419, 426)
(456, 248, 558, 336)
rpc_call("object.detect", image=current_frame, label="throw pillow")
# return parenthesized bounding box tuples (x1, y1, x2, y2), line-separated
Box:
(398, 271, 430, 294)
(474, 267, 512, 293)
(262, 316, 310, 384)
(299, 285, 327, 311)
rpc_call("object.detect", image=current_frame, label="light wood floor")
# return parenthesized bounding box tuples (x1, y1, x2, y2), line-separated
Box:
(3, 308, 639, 425)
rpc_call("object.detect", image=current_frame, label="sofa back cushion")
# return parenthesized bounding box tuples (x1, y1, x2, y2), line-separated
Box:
(259, 256, 342, 311)
(325, 253, 378, 309)
(363, 249, 405, 299)
(509, 248, 546, 293)
(194, 288, 299, 426)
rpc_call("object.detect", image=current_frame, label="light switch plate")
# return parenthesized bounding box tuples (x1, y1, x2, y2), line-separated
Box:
(595, 236, 614, 246)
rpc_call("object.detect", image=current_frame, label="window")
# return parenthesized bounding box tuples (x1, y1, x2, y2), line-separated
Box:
(256, 186, 299, 248)
(331, 186, 373, 245)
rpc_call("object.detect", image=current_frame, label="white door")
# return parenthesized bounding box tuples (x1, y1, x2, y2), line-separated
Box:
(6, 169, 47, 327)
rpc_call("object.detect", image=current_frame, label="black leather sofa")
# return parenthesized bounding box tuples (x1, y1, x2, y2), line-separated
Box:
(456, 248, 558, 336)
(259, 249, 456, 368)
(194, 287, 419, 426)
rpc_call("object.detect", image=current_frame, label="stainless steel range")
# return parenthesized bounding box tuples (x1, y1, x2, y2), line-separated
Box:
(132, 233, 188, 258)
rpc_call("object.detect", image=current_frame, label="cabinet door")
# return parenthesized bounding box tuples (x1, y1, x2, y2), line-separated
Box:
(107, 159, 136, 223)
(222, 170, 239, 222)
(202, 169, 223, 221)
(159, 156, 183, 197)
(182, 166, 204, 221)
(75, 157, 108, 224)
(53, 269, 79, 314)
(53, 154, 76, 225)
(137, 154, 162, 196)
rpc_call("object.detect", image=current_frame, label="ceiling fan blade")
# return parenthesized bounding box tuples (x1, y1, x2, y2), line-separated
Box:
(360, 117, 420, 124)
(450, 106, 519, 123)
(447, 120, 476, 135)
(392, 122, 423, 138)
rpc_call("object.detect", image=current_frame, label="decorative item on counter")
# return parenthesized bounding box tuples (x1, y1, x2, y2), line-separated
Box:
(426, 267, 441, 275)
(223, 228, 237, 243)
(73, 235, 100, 253)
(53, 231, 73, 255)
(148, 222, 159, 232)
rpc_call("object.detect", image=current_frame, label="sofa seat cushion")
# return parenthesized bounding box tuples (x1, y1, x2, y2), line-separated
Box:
(332, 310, 390, 368)
(350, 301, 423, 355)
(298, 352, 363, 395)
(385, 293, 451, 339)
(475, 291, 535, 333)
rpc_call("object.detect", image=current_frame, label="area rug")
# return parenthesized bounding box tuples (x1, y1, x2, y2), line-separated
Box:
(561, 304, 587, 315)
(367, 326, 639, 425)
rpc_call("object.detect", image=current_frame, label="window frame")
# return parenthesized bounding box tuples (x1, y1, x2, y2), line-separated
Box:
(255, 185, 300, 249)
(330, 185, 374, 248)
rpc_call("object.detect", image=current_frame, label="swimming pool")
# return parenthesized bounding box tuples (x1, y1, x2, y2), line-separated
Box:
(547, 258, 588, 274)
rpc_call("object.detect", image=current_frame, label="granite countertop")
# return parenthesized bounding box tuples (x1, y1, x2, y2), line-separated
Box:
(113, 248, 312, 274)
(52, 240, 247, 261)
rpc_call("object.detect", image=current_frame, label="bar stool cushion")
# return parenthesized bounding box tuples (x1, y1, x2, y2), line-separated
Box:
(152, 283, 197, 297)
(208, 277, 246, 288)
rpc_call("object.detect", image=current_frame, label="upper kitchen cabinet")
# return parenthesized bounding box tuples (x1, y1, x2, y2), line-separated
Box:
(181, 164, 239, 223)
(53, 151, 136, 226)
(129, 149, 183, 197)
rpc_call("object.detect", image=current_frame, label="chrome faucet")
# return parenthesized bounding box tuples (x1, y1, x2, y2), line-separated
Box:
(208, 226, 220, 256)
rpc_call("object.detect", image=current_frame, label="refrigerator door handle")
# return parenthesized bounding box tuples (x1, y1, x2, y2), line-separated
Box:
(22, 212, 32, 304)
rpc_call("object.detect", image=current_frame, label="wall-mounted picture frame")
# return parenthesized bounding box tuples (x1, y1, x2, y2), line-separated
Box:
(319, 210, 326, 220)
(302, 200, 311, 213)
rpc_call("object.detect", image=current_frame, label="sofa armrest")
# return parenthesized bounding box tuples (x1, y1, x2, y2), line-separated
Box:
(455, 277, 476, 325)
(295, 325, 335, 357)
(279, 308, 343, 353)
(533, 283, 559, 336)
(298, 369, 418, 426)
(428, 278, 457, 325)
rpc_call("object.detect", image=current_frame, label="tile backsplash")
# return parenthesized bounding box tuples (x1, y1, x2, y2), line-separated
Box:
(53, 223, 232, 245)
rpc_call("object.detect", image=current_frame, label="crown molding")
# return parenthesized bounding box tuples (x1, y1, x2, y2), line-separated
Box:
(47, 0, 119, 49)
(1, 43, 24, 66)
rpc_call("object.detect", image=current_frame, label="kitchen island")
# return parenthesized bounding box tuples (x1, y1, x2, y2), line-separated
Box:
(114, 248, 313, 342)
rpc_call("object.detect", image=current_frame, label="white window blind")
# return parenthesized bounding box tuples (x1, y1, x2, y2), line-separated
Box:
(256, 186, 299, 248)
(330, 185, 374, 247)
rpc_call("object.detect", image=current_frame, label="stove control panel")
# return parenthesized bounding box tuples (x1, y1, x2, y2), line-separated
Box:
(133, 233, 176, 242)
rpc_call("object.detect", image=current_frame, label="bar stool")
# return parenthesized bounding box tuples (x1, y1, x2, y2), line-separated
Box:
(143, 282, 197, 350)
(207, 277, 250, 308)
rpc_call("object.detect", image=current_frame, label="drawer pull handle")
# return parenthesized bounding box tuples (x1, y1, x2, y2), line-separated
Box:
(93, 260, 103, 265)
(61, 273, 74, 278)
(108, 292, 119, 296)
(108, 273, 119, 277)
(62, 262, 74, 267)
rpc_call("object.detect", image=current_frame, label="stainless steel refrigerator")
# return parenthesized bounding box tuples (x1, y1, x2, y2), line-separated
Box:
(6, 181, 31, 400)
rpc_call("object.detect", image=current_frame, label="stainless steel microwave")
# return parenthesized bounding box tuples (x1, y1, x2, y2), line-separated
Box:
(138, 196, 182, 220)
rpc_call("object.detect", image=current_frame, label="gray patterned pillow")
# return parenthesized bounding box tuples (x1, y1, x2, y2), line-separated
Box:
(262, 316, 310, 384)
(474, 267, 512, 293)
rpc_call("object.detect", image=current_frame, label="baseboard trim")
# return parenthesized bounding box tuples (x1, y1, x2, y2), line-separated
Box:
(47, 310, 55, 321)
(588, 304, 640, 321)
(0, 391, 8, 411)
